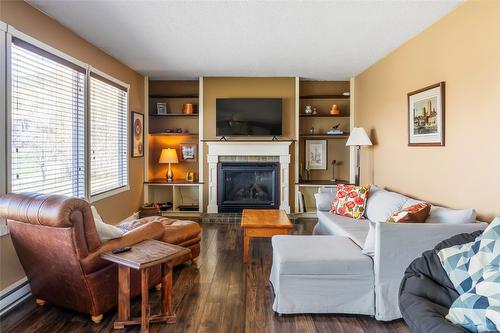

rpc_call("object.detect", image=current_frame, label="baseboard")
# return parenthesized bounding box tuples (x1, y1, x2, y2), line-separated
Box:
(0, 277, 31, 316)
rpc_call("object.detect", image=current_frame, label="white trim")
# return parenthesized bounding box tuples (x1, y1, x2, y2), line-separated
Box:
(7, 25, 88, 70)
(0, 26, 7, 235)
(89, 66, 130, 90)
(198, 77, 204, 212)
(89, 185, 130, 203)
(294, 77, 300, 213)
(0, 21, 7, 33)
(0, 277, 31, 316)
(349, 77, 356, 184)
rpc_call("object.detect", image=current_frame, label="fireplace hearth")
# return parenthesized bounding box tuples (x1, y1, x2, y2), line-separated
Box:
(218, 162, 280, 212)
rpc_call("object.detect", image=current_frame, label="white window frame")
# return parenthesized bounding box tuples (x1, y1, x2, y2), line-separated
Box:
(0, 22, 8, 236)
(87, 66, 130, 203)
(1, 22, 132, 222)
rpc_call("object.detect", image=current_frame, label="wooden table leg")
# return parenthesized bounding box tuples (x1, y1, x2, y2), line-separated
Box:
(161, 262, 175, 322)
(141, 268, 150, 333)
(243, 230, 250, 264)
(114, 265, 130, 329)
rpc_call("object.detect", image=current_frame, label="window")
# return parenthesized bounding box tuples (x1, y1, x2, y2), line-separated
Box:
(10, 37, 86, 197)
(89, 72, 128, 197)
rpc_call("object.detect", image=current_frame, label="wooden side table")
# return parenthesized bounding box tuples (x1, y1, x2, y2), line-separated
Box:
(101, 240, 190, 333)
(241, 209, 293, 263)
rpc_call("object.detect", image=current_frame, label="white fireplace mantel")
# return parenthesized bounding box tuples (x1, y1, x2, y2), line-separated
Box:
(206, 141, 292, 214)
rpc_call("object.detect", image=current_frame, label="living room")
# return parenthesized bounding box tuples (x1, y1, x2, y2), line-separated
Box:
(0, 1, 499, 333)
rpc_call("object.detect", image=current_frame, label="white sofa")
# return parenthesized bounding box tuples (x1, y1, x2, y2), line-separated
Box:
(270, 186, 488, 321)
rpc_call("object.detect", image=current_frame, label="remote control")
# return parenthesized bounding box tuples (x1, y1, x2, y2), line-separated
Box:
(112, 246, 131, 254)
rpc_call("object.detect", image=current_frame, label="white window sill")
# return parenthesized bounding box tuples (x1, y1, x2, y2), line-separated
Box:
(89, 185, 130, 203)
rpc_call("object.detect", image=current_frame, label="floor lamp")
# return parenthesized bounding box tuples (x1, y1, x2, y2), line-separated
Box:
(346, 127, 372, 186)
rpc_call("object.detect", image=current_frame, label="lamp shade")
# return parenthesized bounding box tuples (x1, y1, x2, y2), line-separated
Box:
(346, 127, 372, 146)
(159, 148, 178, 164)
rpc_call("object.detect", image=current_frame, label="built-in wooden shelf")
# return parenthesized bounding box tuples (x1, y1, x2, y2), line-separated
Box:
(145, 179, 203, 185)
(296, 179, 350, 186)
(299, 134, 350, 139)
(149, 132, 199, 136)
(150, 113, 199, 117)
(149, 95, 199, 99)
(299, 95, 349, 100)
(299, 114, 349, 118)
(201, 138, 295, 142)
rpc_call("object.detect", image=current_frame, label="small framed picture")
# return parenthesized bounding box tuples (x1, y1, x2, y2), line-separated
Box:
(408, 82, 445, 146)
(156, 102, 168, 115)
(305, 139, 327, 170)
(179, 143, 197, 162)
(131, 111, 144, 158)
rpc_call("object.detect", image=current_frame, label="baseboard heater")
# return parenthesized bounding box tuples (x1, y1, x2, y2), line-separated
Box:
(0, 277, 31, 316)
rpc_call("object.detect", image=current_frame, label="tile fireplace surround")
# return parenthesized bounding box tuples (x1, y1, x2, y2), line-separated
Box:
(206, 141, 292, 214)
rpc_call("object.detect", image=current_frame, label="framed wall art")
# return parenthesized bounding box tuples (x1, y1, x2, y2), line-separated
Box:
(131, 111, 144, 157)
(305, 139, 327, 170)
(180, 143, 197, 162)
(408, 82, 445, 146)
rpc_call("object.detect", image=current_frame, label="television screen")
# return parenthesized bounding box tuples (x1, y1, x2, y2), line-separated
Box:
(216, 98, 282, 136)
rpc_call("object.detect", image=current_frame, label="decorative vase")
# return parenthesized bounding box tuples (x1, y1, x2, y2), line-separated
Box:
(330, 104, 341, 116)
(182, 103, 194, 115)
(304, 105, 313, 115)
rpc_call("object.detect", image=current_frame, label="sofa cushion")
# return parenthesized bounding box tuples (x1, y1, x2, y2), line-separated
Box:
(427, 206, 476, 224)
(90, 206, 124, 242)
(362, 220, 377, 257)
(331, 184, 370, 219)
(314, 192, 335, 211)
(387, 202, 431, 224)
(365, 189, 409, 222)
(316, 211, 370, 247)
(272, 235, 373, 276)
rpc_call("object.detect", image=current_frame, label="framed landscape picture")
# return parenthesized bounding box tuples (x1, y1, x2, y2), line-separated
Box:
(305, 139, 327, 170)
(408, 82, 445, 146)
(131, 112, 144, 157)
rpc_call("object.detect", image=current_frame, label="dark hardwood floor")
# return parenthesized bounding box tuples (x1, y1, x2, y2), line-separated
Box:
(0, 220, 411, 333)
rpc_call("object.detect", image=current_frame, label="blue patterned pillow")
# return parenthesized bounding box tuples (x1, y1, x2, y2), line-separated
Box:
(437, 216, 500, 332)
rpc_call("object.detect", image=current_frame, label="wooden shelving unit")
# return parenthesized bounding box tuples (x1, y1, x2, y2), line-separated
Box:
(299, 114, 349, 118)
(300, 134, 349, 139)
(299, 94, 349, 100)
(295, 80, 352, 214)
(145, 80, 203, 217)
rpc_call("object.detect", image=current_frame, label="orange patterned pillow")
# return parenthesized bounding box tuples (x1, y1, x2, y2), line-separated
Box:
(387, 202, 431, 223)
(330, 184, 371, 219)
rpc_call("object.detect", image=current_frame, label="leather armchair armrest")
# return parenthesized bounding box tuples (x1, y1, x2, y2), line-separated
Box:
(81, 221, 165, 274)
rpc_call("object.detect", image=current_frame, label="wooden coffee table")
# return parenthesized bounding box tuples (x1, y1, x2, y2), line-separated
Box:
(101, 240, 190, 333)
(241, 209, 293, 263)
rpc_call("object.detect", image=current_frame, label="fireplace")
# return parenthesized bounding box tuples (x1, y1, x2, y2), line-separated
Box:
(218, 162, 280, 212)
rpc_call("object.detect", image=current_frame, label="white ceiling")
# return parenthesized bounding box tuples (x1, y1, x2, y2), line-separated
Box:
(28, 0, 462, 80)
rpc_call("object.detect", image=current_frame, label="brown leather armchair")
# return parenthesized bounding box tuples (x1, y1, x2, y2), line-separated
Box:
(0, 193, 198, 323)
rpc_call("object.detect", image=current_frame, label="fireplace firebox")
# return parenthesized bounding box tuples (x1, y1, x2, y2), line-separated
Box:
(218, 162, 280, 212)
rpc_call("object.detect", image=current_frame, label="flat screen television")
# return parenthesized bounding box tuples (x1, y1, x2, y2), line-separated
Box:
(216, 98, 282, 136)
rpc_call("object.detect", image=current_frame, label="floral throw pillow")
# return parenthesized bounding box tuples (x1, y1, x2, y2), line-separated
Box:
(387, 202, 431, 223)
(331, 184, 370, 219)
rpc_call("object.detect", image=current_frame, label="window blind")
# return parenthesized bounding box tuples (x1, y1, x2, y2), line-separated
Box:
(10, 37, 86, 197)
(89, 72, 128, 197)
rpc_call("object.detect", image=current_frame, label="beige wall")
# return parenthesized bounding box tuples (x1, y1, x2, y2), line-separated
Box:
(0, 1, 146, 289)
(202, 77, 297, 211)
(354, 1, 500, 221)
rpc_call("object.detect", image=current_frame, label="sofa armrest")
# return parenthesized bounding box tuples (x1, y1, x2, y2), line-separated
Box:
(81, 221, 165, 273)
(373, 222, 488, 321)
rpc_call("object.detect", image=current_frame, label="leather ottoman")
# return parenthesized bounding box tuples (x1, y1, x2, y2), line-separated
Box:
(118, 216, 201, 265)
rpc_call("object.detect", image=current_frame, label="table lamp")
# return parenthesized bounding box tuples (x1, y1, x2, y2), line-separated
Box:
(346, 127, 372, 186)
(159, 148, 178, 182)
